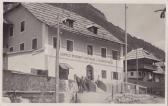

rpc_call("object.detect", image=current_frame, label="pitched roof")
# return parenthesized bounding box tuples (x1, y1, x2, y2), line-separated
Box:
(19, 3, 123, 44)
(3, 19, 8, 24)
(3, 18, 12, 24)
(126, 48, 161, 62)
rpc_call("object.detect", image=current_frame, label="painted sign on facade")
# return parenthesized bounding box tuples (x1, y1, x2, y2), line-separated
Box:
(60, 52, 114, 65)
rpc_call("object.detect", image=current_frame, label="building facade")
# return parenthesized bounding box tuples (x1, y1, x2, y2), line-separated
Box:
(4, 3, 124, 90)
(126, 48, 161, 81)
(153, 62, 165, 83)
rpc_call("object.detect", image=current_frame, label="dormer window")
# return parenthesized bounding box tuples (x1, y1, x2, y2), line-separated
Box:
(62, 18, 74, 28)
(87, 25, 98, 34)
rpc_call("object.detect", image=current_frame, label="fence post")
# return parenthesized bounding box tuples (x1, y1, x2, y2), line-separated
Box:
(136, 85, 139, 94)
(135, 85, 136, 94)
(111, 84, 113, 100)
(121, 82, 123, 93)
(75, 92, 77, 103)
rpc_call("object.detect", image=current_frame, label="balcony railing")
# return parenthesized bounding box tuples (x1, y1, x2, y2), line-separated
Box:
(128, 64, 157, 71)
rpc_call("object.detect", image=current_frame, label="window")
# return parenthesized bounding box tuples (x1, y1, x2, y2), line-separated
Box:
(87, 45, 93, 55)
(53, 37, 57, 48)
(142, 72, 145, 76)
(113, 72, 118, 80)
(67, 40, 73, 52)
(9, 26, 13, 36)
(101, 48, 106, 58)
(112, 50, 119, 60)
(9, 47, 13, 52)
(20, 21, 25, 32)
(87, 26, 98, 34)
(63, 19, 74, 28)
(102, 70, 107, 79)
(32, 39, 37, 50)
(130, 72, 134, 76)
(20, 43, 24, 51)
(139, 72, 141, 76)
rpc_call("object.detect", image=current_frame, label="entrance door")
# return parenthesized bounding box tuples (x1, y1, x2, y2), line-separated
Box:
(86, 65, 94, 80)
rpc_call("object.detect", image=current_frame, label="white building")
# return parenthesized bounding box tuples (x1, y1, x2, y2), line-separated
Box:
(4, 3, 124, 91)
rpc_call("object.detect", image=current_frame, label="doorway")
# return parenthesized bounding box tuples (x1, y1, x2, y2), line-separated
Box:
(86, 65, 94, 80)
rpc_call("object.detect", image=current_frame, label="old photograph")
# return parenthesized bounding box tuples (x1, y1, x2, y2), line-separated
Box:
(2, 2, 166, 103)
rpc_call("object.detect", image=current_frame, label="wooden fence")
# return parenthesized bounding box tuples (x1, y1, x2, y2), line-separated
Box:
(128, 79, 165, 97)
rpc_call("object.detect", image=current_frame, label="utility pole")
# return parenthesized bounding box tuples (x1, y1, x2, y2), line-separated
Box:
(116, 58, 118, 93)
(136, 49, 139, 82)
(124, 4, 128, 92)
(136, 48, 139, 94)
(55, 14, 60, 103)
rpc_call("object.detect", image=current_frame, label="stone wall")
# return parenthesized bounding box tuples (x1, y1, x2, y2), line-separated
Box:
(3, 70, 71, 103)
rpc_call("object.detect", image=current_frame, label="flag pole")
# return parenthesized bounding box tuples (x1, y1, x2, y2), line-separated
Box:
(124, 4, 128, 91)
(55, 14, 60, 103)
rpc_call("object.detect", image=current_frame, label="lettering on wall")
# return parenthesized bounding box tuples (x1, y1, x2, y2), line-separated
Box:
(60, 53, 113, 64)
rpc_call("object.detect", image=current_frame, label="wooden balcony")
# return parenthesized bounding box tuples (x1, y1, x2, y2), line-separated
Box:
(128, 64, 157, 71)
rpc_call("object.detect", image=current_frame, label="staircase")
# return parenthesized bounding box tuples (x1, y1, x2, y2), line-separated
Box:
(85, 79, 96, 92)
(68, 76, 112, 103)
(95, 80, 107, 92)
(76, 82, 109, 103)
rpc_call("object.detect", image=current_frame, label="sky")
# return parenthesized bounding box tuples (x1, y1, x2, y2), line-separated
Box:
(92, 4, 165, 51)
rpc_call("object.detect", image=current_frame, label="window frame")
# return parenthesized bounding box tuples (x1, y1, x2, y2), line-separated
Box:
(9, 47, 13, 52)
(66, 39, 74, 52)
(20, 43, 25, 51)
(20, 21, 25, 32)
(113, 72, 118, 80)
(9, 26, 13, 37)
(112, 49, 119, 60)
(52, 36, 61, 49)
(52, 37, 57, 48)
(62, 19, 74, 28)
(139, 72, 142, 76)
(87, 26, 98, 34)
(101, 47, 107, 58)
(101, 70, 107, 79)
(130, 72, 134, 76)
(87, 44, 93, 55)
(32, 38, 37, 50)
